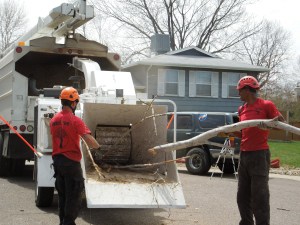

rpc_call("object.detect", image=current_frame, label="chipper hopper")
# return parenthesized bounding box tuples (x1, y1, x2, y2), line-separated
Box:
(81, 103, 185, 208)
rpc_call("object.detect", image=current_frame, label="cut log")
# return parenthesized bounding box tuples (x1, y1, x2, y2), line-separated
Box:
(149, 120, 300, 154)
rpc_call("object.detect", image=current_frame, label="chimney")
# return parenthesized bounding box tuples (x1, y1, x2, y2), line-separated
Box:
(150, 34, 170, 55)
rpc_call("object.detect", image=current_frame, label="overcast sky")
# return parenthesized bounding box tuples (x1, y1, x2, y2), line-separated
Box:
(16, 0, 300, 57)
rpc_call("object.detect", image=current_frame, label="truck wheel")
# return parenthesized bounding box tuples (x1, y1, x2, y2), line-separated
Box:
(217, 161, 239, 174)
(185, 148, 210, 175)
(0, 133, 12, 177)
(34, 156, 54, 207)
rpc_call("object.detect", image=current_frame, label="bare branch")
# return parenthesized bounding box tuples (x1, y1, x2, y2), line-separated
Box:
(0, 0, 26, 52)
(91, 0, 260, 62)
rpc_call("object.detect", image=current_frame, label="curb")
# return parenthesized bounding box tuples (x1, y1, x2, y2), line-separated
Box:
(176, 164, 300, 182)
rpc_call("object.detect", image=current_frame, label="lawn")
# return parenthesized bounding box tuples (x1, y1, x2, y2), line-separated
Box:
(268, 141, 300, 168)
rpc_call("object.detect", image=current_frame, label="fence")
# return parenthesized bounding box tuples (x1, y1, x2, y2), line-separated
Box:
(269, 122, 300, 141)
(268, 109, 300, 141)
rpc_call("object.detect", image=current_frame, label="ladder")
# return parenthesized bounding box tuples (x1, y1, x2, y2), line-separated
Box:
(210, 138, 237, 179)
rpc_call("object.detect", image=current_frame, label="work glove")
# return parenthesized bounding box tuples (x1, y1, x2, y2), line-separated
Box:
(90, 147, 104, 161)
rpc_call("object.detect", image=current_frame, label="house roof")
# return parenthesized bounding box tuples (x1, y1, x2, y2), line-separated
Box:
(122, 47, 269, 72)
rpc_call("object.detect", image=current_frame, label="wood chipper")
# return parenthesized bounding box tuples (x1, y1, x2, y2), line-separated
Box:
(0, 0, 185, 209)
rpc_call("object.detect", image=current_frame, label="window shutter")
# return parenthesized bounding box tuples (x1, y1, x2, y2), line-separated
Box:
(211, 72, 219, 98)
(178, 70, 185, 97)
(157, 69, 165, 96)
(222, 72, 228, 98)
(189, 71, 196, 97)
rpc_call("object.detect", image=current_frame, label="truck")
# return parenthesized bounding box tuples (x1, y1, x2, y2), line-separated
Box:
(167, 112, 240, 175)
(0, 0, 185, 209)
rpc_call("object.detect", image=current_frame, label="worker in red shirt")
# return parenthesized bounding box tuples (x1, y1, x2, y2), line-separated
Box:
(235, 76, 284, 225)
(50, 87, 101, 225)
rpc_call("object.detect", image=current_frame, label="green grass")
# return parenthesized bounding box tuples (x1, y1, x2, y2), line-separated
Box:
(268, 141, 300, 168)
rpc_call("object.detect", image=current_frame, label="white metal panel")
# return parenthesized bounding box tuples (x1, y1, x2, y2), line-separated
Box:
(0, 50, 14, 70)
(36, 98, 61, 153)
(178, 70, 185, 97)
(0, 71, 13, 95)
(0, 70, 13, 122)
(27, 97, 38, 121)
(93, 71, 136, 97)
(84, 181, 185, 208)
(11, 73, 28, 121)
(37, 155, 55, 187)
(222, 72, 229, 98)
(211, 72, 219, 98)
(157, 69, 165, 96)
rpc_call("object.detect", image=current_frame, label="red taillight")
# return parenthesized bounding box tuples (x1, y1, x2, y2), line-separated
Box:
(19, 125, 26, 132)
(13, 126, 18, 131)
(16, 47, 23, 53)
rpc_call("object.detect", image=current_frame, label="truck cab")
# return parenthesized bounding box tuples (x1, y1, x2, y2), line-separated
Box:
(167, 112, 240, 175)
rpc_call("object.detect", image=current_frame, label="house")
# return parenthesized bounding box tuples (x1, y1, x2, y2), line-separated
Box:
(122, 46, 269, 112)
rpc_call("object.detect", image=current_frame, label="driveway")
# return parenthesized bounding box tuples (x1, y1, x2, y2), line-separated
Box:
(0, 164, 299, 225)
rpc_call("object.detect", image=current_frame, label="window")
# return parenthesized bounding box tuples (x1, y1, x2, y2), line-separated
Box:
(189, 71, 219, 98)
(165, 70, 179, 95)
(197, 114, 226, 129)
(167, 115, 193, 130)
(222, 72, 246, 98)
(158, 69, 185, 96)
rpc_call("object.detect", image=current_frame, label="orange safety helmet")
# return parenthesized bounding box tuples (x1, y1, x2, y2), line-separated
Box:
(59, 87, 79, 102)
(236, 76, 260, 90)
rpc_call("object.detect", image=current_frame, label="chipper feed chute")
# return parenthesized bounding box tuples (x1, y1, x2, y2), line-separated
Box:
(81, 103, 186, 208)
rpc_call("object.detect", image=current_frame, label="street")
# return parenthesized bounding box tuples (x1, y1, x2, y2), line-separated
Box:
(0, 164, 299, 225)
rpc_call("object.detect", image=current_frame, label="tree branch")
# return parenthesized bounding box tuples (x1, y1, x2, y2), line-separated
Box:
(149, 120, 299, 153)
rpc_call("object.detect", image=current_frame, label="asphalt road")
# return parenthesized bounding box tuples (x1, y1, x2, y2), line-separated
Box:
(0, 164, 299, 225)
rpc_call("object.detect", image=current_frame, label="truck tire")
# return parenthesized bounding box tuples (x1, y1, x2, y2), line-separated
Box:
(0, 133, 12, 177)
(185, 147, 211, 175)
(34, 156, 54, 207)
(217, 161, 238, 174)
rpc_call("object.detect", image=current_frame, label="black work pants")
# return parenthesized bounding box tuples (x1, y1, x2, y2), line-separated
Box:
(237, 150, 270, 225)
(53, 155, 84, 225)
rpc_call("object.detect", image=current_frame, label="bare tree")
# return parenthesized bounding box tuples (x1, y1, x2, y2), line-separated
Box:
(0, 0, 26, 53)
(233, 21, 290, 89)
(90, 0, 261, 61)
(294, 55, 300, 77)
